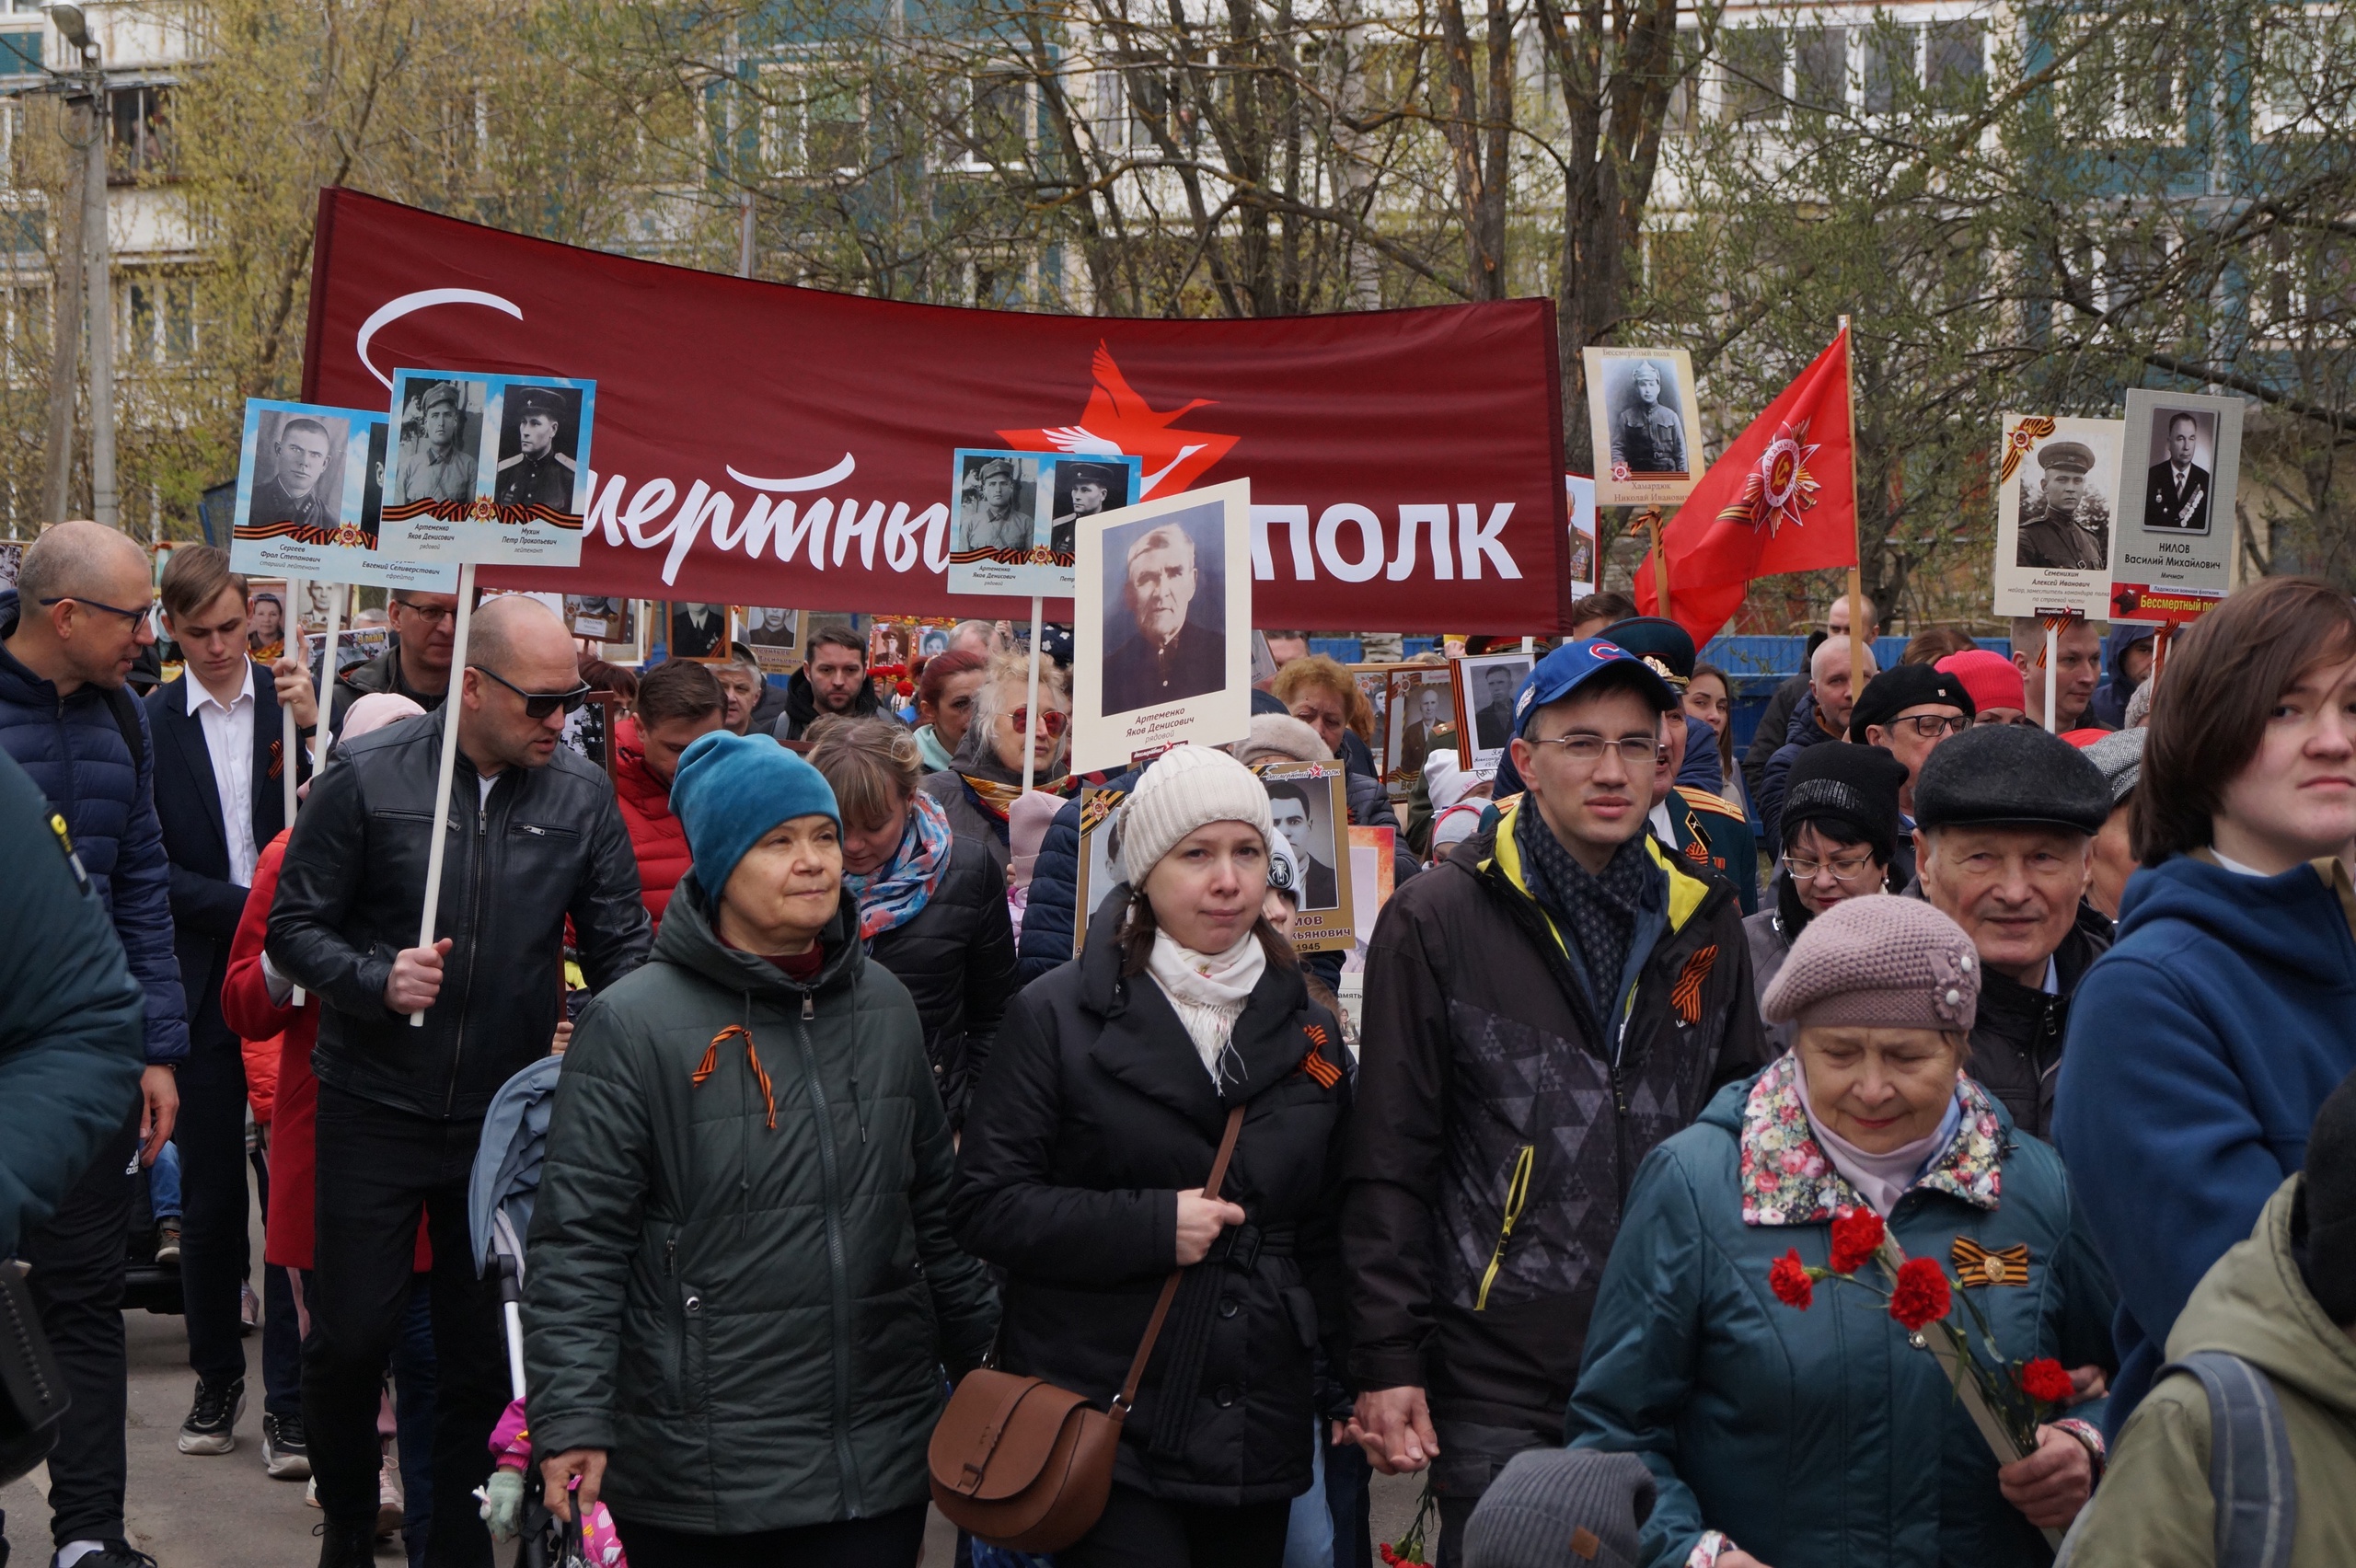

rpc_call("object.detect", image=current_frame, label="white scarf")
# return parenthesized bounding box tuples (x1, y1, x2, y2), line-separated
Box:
(1801, 1086, 1963, 1218)
(1147, 928, 1266, 1090)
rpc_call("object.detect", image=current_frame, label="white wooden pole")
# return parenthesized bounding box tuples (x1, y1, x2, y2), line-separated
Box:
(1021, 593, 1043, 794)
(2043, 621, 2059, 733)
(315, 583, 343, 742)
(409, 563, 475, 1028)
(282, 575, 304, 835)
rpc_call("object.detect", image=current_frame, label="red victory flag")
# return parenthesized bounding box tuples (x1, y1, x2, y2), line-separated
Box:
(1634, 329, 1856, 644)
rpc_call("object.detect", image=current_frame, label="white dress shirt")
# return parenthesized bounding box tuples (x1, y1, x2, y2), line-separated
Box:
(188, 662, 260, 887)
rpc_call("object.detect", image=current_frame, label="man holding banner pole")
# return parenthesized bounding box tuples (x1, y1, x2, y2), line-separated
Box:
(266, 594, 649, 1568)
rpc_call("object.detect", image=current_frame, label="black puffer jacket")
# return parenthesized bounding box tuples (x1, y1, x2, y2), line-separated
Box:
(952, 893, 1351, 1507)
(269, 711, 652, 1120)
(867, 832, 1016, 1128)
(769, 665, 885, 742)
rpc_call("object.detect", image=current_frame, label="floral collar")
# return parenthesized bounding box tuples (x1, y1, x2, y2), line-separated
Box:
(1738, 1053, 2004, 1227)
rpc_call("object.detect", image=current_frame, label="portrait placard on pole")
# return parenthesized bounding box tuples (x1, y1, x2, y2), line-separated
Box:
(1565, 473, 1599, 595)
(2110, 389, 2244, 627)
(1259, 762, 1356, 951)
(1069, 478, 1253, 775)
(228, 401, 456, 594)
(379, 371, 596, 570)
(947, 448, 1142, 596)
(1583, 348, 1707, 507)
(1991, 413, 2125, 619)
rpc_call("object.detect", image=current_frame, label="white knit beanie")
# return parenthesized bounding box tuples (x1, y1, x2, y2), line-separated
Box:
(1114, 744, 1276, 885)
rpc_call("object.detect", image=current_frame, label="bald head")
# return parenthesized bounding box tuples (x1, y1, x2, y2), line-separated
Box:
(459, 595, 583, 774)
(1809, 634, 1877, 735)
(1827, 593, 1878, 639)
(469, 594, 575, 683)
(6, 521, 156, 695)
(17, 520, 148, 608)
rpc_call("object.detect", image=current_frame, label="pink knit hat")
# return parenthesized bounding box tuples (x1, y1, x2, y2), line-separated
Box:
(1760, 894, 1980, 1034)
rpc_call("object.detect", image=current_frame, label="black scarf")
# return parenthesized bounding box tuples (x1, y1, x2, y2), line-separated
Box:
(1515, 803, 1654, 1025)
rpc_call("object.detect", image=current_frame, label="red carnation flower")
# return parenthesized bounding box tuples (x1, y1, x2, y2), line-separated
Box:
(895, 678, 916, 697)
(1828, 1210, 1886, 1274)
(1888, 1257, 1952, 1331)
(2018, 1357, 2073, 1405)
(1769, 1249, 1814, 1309)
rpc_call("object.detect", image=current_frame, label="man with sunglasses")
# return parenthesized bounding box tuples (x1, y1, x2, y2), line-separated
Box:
(1846, 663, 1975, 891)
(268, 594, 651, 1568)
(1342, 639, 1765, 1564)
(338, 590, 460, 721)
(0, 521, 188, 1568)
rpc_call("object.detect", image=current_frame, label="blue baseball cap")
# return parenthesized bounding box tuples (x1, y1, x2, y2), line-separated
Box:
(1513, 639, 1677, 738)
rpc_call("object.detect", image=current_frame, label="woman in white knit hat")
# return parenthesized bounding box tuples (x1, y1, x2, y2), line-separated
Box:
(952, 744, 1353, 1567)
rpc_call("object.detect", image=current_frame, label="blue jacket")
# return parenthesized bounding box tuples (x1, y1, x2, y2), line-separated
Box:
(1756, 694, 1838, 852)
(2085, 622, 2154, 732)
(0, 590, 187, 1064)
(2053, 852, 2356, 1437)
(1570, 1057, 2114, 1568)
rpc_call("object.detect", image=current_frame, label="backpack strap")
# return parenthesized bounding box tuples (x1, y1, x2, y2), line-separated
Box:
(103, 685, 145, 778)
(2160, 1350, 2298, 1568)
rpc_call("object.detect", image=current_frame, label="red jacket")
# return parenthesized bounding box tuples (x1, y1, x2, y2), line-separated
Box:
(613, 717, 690, 928)
(223, 831, 428, 1274)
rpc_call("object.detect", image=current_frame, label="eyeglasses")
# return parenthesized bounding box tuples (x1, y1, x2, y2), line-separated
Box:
(391, 598, 458, 626)
(1783, 851, 1882, 883)
(39, 594, 150, 626)
(1972, 712, 2044, 728)
(471, 665, 591, 719)
(1522, 732, 1664, 767)
(1888, 713, 1971, 740)
(1007, 706, 1068, 738)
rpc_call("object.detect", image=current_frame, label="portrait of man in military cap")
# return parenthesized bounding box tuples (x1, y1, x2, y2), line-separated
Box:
(1049, 459, 1119, 558)
(392, 377, 481, 507)
(494, 385, 581, 512)
(2015, 438, 2112, 571)
(957, 453, 1038, 555)
(1609, 357, 1690, 478)
(246, 411, 346, 538)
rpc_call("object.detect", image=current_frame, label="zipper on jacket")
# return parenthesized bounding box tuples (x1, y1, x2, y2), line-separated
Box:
(1473, 1144, 1535, 1311)
(442, 785, 491, 1116)
(792, 1006, 867, 1516)
(1610, 1065, 1634, 1206)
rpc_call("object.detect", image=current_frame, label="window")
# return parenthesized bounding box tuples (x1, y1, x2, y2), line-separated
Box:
(1925, 22, 1984, 98)
(108, 85, 167, 180)
(1101, 53, 1177, 153)
(1662, 28, 1702, 133)
(2258, 10, 2354, 133)
(123, 276, 192, 364)
(950, 67, 1032, 168)
(1722, 28, 1786, 122)
(760, 66, 866, 177)
(1794, 28, 1848, 110)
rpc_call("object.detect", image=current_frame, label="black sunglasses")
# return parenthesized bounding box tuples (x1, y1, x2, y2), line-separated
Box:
(472, 664, 590, 720)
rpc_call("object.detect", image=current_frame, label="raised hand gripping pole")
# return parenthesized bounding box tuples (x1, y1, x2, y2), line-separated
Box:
(409, 563, 475, 1029)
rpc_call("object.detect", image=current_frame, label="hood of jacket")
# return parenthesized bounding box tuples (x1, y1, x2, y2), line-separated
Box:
(2089, 622, 2156, 730)
(782, 664, 884, 732)
(653, 868, 866, 1000)
(2169, 1176, 2356, 1423)
(2116, 850, 2356, 986)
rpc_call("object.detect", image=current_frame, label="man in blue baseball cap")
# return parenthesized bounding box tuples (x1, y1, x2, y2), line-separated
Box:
(1341, 635, 1769, 1563)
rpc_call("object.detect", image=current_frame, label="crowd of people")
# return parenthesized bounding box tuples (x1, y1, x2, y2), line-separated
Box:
(5, 517, 2356, 1568)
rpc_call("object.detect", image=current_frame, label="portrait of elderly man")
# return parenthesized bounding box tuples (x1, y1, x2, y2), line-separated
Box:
(2015, 438, 2110, 571)
(247, 416, 338, 536)
(1610, 358, 1688, 478)
(2142, 409, 2212, 534)
(395, 380, 477, 507)
(494, 387, 577, 511)
(1102, 519, 1224, 714)
(958, 456, 1034, 555)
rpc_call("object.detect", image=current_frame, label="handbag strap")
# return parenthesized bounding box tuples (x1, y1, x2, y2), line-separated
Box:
(1111, 1102, 1247, 1416)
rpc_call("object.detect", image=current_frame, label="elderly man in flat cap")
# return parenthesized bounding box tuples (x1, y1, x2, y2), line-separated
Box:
(1906, 723, 2112, 1138)
(1610, 359, 1688, 478)
(396, 381, 477, 507)
(959, 456, 1033, 555)
(494, 388, 577, 511)
(1048, 460, 1117, 558)
(2016, 440, 2110, 571)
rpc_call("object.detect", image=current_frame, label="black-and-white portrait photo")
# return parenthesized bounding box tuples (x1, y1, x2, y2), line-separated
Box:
(2142, 408, 2215, 536)
(1466, 657, 1531, 753)
(246, 409, 351, 538)
(1100, 502, 1227, 717)
(1392, 677, 1455, 779)
(1265, 776, 1341, 913)
(297, 580, 340, 630)
(494, 385, 583, 513)
(956, 454, 1040, 555)
(2015, 439, 2112, 571)
(918, 623, 951, 659)
(668, 601, 728, 661)
(1048, 459, 1121, 558)
(359, 419, 388, 541)
(739, 605, 800, 655)
(1606, 356, 1690, 478)
(564, 596, 636, 642)
(0, 542, 21, 590)
(391, 376, 484, 508)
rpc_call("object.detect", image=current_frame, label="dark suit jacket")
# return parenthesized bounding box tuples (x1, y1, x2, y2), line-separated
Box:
(147, 673, 308, 1029)
(1103, 617, 1224, 714)
(2143, 461, 2212, 533)
(1301, 854, 1338, 912)
(671, 609, 724, 660)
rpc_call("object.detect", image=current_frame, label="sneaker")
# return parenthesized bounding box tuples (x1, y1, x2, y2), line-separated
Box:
(152, 1219, 180, 1264)
(305, 1475, 319, 1509)
(53, 1544, 157, 1568)
(262, 1412, 311, 1480)
(176, 1375, 244, 1455)
(313, 1516, 375, 1568)
(376, 1447, 405, 1537)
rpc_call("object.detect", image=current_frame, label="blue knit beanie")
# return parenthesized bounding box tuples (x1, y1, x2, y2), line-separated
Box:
(669, 732, 841, 899)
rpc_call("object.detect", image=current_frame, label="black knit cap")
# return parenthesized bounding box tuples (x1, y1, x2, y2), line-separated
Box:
(1780, 742, 1908, 863)
(2300, 1070, 2356, 1325)
(1462, 1448, 1656, 1568)
(1912, 722, 2110, 835)
(1846, 663, 1976, 743)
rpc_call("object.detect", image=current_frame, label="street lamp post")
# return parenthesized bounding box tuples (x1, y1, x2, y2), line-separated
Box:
(49, 4, 111, 527)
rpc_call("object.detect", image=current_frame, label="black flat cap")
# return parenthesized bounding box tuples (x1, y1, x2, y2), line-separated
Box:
(1913, 723, 2109, 835)
(1847, 663, 1975, 743)
(1602, 616, 1695, 688)
(1781, 741, 1908, 862)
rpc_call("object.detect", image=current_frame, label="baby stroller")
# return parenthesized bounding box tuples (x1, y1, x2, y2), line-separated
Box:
(467, 1054, 584, 1567)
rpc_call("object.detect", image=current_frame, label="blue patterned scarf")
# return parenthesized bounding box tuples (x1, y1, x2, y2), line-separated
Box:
(844, 790, 954, 942)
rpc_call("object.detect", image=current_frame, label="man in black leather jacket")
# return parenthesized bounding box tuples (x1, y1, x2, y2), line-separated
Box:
(268, 595, 651, 1568)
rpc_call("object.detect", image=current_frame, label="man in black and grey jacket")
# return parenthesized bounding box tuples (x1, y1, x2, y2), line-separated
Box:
(269, 594, 651, 1568)
(1341, 638, 1766, 1565)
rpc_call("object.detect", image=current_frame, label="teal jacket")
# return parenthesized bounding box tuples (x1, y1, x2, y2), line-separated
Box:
(1568, 1056, 2115, 1568)
(523, 874, 998, 1535)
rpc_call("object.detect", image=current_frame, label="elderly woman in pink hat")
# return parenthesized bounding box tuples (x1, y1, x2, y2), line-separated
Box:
(1568, 895, 2117, 1568)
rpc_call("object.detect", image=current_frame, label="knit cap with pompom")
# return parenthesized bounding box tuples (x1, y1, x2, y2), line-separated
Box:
(1113, 744, 1276, 886)
(1760, 893, 1981, 1035)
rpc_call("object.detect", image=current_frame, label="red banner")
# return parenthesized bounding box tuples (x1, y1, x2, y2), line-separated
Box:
(301, 189, 1569, 629)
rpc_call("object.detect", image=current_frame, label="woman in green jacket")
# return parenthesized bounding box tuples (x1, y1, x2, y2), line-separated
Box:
(524, 732, 997, 1568)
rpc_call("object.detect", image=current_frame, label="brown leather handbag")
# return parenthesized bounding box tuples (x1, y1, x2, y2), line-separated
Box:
(930, 1103, 1246, 1552)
